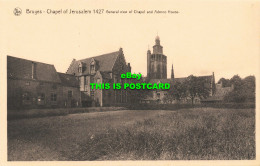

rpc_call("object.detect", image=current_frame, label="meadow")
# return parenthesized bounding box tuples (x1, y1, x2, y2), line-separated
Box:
(8, 108, 255, 160)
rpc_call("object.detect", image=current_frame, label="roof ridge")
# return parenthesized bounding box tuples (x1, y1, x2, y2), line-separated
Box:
(77, 51, 119, 62)
(7, 55, 55, 66)
(57, 72, 75, 76)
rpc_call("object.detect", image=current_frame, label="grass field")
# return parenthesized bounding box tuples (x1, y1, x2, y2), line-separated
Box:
(8, 108, 255, 160)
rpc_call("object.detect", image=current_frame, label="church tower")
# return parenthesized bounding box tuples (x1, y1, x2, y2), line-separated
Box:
(147, 35, 167, 79)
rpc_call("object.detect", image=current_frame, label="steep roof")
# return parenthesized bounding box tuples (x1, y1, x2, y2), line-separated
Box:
(7, 56, 61, 83)
(58, 72, 79, 87)
(66, 51, 120, 75)
(174, 75, 213, 83)
(198, 75, 213, 82)
(100, 72, 112, 80)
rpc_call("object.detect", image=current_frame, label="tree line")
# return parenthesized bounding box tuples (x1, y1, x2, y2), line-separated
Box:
(220, 75, 255, 103)
(128, 74, 255, 105)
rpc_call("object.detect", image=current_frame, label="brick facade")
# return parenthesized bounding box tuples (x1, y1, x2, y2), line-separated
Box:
(7, 56, 81, 109)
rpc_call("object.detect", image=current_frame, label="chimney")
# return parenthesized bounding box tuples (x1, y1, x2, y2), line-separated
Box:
(32, 62, 36, 79)
(127, 63, 131, 72)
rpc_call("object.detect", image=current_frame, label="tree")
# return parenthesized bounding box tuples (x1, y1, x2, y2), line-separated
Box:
(127, 76, 149, 104)
(224, 75, 255, 103)
(163, 81, 187, 104)
(218, 78, 231, 87)
(243, 76, 255, 102)
(230, 75, 243, 90)
(243, 76, 255, 92)
(224, 90, 246, 103)
(183, 75, 211, 106)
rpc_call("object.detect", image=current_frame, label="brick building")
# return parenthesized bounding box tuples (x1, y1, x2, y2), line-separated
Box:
(7, 56, 80, 109)
(66, 48, 131, 107)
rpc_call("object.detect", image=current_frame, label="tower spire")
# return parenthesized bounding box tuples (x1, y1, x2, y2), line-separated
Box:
(171, 64, 174, 80)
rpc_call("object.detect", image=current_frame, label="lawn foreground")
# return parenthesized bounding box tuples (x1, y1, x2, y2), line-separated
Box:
(8, 108, 255, 160)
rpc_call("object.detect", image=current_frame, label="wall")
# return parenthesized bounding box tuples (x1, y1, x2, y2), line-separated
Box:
(7, 78, 81, 109)
(61, 86, 81, 108)
(7, 79, 63, 109)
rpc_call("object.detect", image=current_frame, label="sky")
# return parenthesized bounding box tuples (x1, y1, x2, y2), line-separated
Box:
(1, 0, 260, 81)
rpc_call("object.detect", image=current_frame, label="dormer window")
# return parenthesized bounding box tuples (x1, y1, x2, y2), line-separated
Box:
(91, 64, 95, 71)
(78, 62, 83, 73)
(90, 59, 96, 74)
(79, 67, 82, 73)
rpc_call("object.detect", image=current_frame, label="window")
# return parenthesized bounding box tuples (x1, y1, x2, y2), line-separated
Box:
(78, 63, 83, 73)
(38, 93, 45, 101)
(25, 81, 30, 86)
(22, 93, 30, 101)
(90, 89, 94, 98)
(90, 60, 95, 73)
(90, 65, 95, 71)
(68, 90, 72, 98)
(90, 76, 94, 83)
(84, 76, 87, 85)
(52, 84, 57, 89)
(22, 92, 31, 105)
(51, 93, 57, 101)
(78, 67, 82, 73)
(37, 93, 45, 105)
(157, 93, 160, 98)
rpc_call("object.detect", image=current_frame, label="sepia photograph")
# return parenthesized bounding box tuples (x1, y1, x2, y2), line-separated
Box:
(0, 0, 259, 165)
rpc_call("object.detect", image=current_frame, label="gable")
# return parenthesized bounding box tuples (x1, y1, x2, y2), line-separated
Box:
(112, 52, 127, 73)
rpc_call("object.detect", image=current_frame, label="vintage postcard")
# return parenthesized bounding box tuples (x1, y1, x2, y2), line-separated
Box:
(0, 0, 259, 165)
